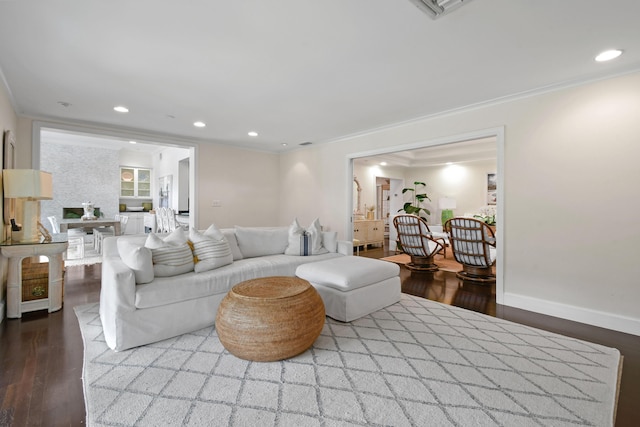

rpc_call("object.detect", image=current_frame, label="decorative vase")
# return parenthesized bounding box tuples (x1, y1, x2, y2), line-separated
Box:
(366, 211, 375, 220)
(82, 202, 96, 220)
(441, 209, 454, 225)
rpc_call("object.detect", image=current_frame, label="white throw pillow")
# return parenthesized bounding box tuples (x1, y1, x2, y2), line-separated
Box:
(322, 231, 338, 253)
(284, 218, 328, 256)
(189, 225, 233, 273)
(220, 228, 243, 260)
(145, 229, 195, 277)
(117, 239, 154, 284)
(234, 226, 289, 258)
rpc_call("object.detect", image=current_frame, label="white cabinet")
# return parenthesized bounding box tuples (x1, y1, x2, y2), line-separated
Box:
(123, 212, 145, 235)
(120, 167, 151, 198)
(353, 220, 384, 251)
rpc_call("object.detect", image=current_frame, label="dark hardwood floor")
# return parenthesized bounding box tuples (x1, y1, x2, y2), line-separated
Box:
(1, 245, 638, 426)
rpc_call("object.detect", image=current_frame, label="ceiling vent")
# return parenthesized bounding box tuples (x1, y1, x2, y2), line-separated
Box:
(408, 0, 472, 19)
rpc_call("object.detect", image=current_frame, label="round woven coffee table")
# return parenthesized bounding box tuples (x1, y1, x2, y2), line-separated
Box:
(215, 276, 326, 362)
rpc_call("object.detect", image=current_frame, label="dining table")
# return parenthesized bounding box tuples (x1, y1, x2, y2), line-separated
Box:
(59, 218, 122, 236)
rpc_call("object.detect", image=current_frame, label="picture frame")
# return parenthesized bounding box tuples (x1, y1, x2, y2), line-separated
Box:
(158, 175, 172, 208)
(487, 172, 497, 205)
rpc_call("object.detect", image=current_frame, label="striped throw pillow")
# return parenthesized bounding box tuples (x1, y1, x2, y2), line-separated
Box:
(284, 218, 328, 256)
(189, 226, 233, 273)
(144, 228, 195, 276)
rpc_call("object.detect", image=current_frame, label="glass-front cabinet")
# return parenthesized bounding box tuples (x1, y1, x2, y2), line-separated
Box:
(120, 167, 152, 198)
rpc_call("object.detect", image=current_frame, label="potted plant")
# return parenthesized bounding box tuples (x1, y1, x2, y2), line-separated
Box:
(397, 181, 431, 220)
(473, 205, 497, 230)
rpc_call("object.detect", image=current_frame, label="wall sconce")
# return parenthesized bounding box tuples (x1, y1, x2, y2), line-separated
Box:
(439, 197, 456, 225)
(3, 169, 53, 243)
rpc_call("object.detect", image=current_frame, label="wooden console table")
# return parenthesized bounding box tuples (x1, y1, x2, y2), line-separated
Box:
(1, 238, 68, 318)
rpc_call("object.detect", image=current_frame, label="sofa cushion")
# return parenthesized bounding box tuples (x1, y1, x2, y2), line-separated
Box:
(296, 256, 400, 292)
(145, 228, 195, 277)
(189, 225, 233, 273)
(234, 226, 289, 258)
(134, 252, 344, 309)
(284, 218, 328, 256)
(322, 231, 338, 253)
(117, 239, 154, 284)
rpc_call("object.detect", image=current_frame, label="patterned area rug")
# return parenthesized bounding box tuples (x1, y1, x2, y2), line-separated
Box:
(75, 295, 621, 426)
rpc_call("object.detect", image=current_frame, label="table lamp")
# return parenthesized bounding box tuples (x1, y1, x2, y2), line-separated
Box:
(3, 169, 53, 243)
(439, 197, 456, 225)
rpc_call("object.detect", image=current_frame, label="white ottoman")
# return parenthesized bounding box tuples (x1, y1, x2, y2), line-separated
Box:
(296, 256, 401, 322)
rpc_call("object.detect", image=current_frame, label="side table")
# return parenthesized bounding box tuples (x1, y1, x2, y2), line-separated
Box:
(215, 276, 325, 361)
(1, 238, 68, 318)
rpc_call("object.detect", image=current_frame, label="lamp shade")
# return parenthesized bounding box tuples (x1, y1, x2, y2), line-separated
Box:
(3, 169, 53, 200)
(438, 197, 456, 210)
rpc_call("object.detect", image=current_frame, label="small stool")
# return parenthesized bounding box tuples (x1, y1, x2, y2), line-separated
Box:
(296, 256, 401, 322)
(215, 277, 325, 362)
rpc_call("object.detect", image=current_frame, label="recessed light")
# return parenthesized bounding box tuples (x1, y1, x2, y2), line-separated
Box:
(114, 106, 129, 113)
(446, 162, 453, 165)
(129, 140, 137, 144)
(248, 131, 258, 137)
(300, 141, 312, 146)
(380, 162, 387, 166)
(595, 49, 623, 62)
(281, 143, 288, 146)
(193, 121, 206, 128)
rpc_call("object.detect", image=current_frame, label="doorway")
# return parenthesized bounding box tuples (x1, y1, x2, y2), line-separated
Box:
(375, 176, 404, 251)
(32, 121, 198, 230)
(347, 127, 504, 304)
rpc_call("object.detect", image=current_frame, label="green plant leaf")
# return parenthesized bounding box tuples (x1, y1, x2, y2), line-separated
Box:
(398, 181, 431, 217)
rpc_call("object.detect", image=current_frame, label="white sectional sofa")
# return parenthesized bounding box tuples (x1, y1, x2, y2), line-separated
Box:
(100, 225, 351, 351)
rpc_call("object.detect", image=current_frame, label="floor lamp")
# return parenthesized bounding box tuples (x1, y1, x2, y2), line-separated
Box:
(439, 197, 456, 225)
(3, 169, 53, 243)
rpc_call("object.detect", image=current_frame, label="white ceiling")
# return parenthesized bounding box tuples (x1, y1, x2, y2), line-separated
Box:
(41, 128, 164, 153)
(1, 0, 640, 153)
(355, 136, 497, 168)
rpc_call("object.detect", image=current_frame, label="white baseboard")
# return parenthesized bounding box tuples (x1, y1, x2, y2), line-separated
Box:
(503, 292, 640, 337)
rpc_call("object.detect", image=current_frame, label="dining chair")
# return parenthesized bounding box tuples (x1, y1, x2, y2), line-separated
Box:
(155, 207, 177, 233)
(93, 215, 129, 254)
(47, 216, 85, 260)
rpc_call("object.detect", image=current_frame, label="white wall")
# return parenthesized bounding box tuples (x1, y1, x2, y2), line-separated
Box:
(40, 142, 120, 227)
(120, 150, 153, 169)
(279, 71, 640, 335)
(197, 143, 280, 229)
(405, 159, 496, 222)
(356, 160, 496, 224)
